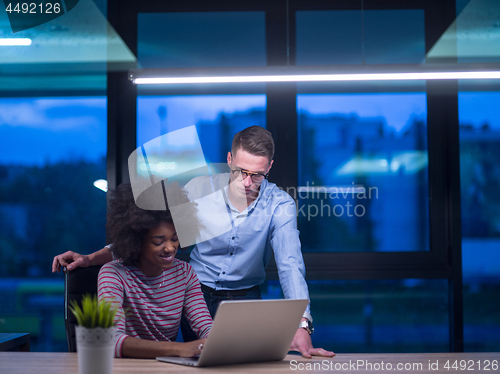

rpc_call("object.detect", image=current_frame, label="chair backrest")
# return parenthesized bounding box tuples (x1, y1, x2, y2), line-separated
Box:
(64, 265, 103, 352)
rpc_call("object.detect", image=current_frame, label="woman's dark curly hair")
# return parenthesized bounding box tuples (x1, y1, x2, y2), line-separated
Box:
(106, 182, 198, 265)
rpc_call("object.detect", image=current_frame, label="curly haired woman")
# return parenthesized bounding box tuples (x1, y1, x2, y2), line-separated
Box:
(97, 183, 212, 358)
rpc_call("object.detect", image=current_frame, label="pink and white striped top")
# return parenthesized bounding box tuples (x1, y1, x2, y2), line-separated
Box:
(98, 259, 212, 357)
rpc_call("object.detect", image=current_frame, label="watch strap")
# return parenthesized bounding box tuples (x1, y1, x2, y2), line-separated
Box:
(299, 319, 314, 335)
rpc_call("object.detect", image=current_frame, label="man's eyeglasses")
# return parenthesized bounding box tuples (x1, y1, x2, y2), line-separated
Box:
(230, 167, 269, 182)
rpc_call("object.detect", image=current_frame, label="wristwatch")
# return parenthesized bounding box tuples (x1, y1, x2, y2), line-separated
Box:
(299, 319, 314, 335)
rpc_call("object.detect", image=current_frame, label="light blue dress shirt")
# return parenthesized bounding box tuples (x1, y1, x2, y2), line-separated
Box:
(185, 173, 312, 319)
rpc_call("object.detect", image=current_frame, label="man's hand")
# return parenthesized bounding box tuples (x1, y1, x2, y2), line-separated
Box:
(290, 323, 335, 359)
(52, 247, 113, 273)
(52, 251, 89, 273)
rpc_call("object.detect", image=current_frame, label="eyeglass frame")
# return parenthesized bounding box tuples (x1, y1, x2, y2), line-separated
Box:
(229, 166, 269, 182)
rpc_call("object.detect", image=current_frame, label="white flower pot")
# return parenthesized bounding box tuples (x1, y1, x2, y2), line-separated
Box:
(75, 326, 116, 374)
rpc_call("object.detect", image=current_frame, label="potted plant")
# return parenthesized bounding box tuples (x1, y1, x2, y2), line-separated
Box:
(69, 294, 118, 374)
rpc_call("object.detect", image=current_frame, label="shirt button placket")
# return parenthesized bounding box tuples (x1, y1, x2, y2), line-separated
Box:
(221, 230, 237, 281)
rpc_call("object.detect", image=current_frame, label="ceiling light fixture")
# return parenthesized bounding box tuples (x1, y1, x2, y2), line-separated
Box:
(0, 38, 32, 46)
(93, 179, 108, 192)
(129, 63, 500, 85)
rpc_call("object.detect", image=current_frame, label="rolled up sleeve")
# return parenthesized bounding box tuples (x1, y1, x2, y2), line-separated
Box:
(270, 198, 312, 320)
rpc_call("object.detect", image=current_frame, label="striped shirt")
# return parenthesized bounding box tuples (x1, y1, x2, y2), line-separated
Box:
(98, 259, 212, 357)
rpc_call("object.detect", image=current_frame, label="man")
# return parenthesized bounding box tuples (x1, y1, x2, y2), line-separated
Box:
(53, 126, 334, 358)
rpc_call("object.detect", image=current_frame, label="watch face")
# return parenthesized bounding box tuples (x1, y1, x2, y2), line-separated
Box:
(308, 321, 314, 334)
(300, 320, 314, 334)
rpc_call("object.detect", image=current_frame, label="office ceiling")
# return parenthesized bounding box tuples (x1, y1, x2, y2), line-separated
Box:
(0, 0, 499, 94)
(0, 0, 136, 93)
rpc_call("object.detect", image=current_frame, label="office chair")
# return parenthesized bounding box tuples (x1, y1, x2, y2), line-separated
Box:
(64, 265, 103, 352)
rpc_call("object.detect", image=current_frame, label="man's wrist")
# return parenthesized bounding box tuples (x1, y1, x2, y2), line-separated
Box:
(302, 311, 313, 323)
(299, 318, 314, 335)
(86, 254, 93, 266)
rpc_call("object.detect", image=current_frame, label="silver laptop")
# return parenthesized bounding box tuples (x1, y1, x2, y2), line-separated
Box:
(156, 299, 308, 367)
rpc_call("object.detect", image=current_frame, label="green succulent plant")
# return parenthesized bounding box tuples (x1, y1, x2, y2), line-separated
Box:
(69, 294, 117, 328)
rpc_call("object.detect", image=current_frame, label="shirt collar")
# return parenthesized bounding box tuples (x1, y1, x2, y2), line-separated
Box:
(223, 178, 269, 213)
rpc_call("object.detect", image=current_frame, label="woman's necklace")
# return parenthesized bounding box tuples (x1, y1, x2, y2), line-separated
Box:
(137, 264, 165, 296)
(143, 273, 165, 296)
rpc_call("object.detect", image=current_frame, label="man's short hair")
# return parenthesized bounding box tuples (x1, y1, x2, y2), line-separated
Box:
(232, 126, 275, 162)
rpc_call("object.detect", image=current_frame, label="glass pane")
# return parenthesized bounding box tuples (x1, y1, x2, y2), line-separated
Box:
(430, 0, 500, 63)
(262, 279, 449, 353)
(296, 10, 425, 65)
(297, 93, 429, 252)
(459, 91, 500, 351)
(137, 95, 266, 164)
(0, 97, 107, 351)
(138, 12, 266, 68)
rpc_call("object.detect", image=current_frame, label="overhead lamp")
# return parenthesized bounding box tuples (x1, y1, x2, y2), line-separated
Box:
(93, 179, 108, 192)
(129, 63, 500, 85)
(0, 38, 32, 46)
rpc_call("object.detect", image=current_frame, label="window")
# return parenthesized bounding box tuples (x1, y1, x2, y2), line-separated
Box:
(0, 97, 107, 351)
(459, 91, 500, 351)
(138, 12, 266, 68)
(297, 93, 429, 253)
(136, 11, 268, 181)
(137, 95, 266, 164)
(296, 10, 425, 65)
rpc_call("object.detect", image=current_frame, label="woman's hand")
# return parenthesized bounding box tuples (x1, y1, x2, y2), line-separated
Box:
(176, 339, 207, 357)
(121, 337, 207, 358)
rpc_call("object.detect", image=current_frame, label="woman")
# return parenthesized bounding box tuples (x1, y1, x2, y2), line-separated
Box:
(98, 183, 212, 358)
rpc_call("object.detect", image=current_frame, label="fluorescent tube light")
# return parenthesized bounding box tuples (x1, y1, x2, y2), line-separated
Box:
(132, 71, 500, 84)
(129, 63, 500, 85)
(0, 38, 32, 46)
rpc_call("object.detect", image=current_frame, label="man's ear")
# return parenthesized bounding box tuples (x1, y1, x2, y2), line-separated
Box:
(227, 151, 232, 167)
(267, 159, 274, 173)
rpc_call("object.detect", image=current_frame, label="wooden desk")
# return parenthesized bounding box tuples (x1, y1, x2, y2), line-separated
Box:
(0, 333, 30, 352)
(0, 352, 498, 373)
